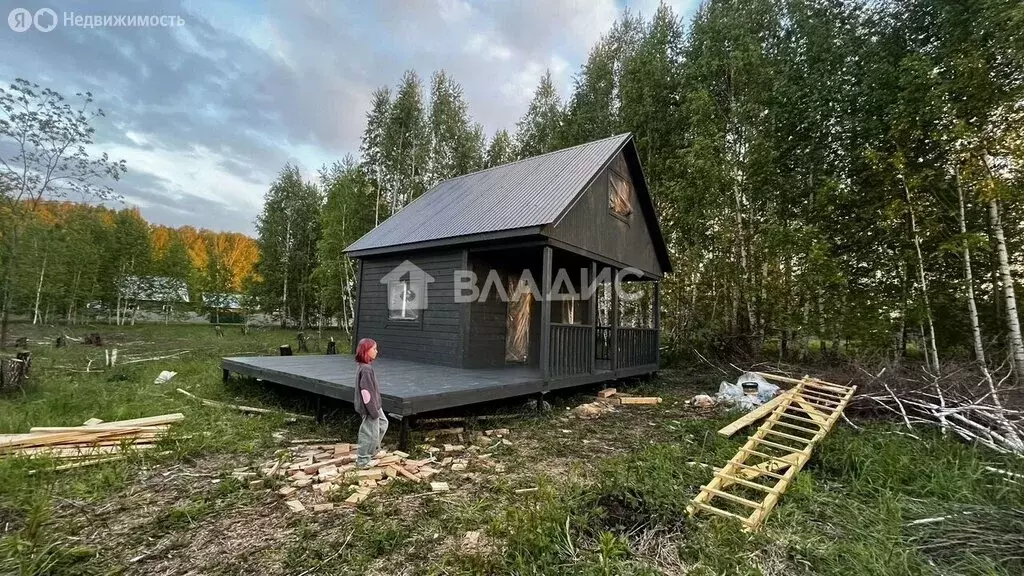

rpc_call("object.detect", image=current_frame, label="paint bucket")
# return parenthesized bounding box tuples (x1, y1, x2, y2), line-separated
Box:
(741, 381, 759, 397)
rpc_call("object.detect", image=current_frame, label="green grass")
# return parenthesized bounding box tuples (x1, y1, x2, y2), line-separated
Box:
(1, 322, 1023, 575)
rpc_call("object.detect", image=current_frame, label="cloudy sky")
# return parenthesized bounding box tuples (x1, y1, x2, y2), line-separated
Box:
(1, 0, 698, 235)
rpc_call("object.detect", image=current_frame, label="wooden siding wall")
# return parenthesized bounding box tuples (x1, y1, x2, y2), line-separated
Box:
(464, 250, 542, 369)
(549, 151, 663, 276)
(355, 250, 464, 367)
(464, 255, 508, 368)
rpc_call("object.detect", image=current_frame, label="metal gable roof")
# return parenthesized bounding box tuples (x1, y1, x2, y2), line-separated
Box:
(345, 133, 633, 255)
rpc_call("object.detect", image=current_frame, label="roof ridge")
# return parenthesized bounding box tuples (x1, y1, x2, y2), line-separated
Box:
(440, 132, 631, 184)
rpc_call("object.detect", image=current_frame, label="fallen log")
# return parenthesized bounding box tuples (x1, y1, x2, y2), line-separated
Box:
(176, 388, 313, 420)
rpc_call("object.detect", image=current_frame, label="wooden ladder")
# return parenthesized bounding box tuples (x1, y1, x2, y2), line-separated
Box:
(687, 375, 856, 530)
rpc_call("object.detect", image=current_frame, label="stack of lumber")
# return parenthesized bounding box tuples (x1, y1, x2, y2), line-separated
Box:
(0, 413, 184, 471)
(688, 373, 855, 530)
(573, 388, 662, 419)
(267, 431, 513, 513)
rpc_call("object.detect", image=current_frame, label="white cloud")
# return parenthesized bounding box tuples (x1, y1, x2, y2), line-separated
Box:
(1, 0, 657, 234)
(103, 141, 263, 213)
(436, 0, 472, 23)
(464, 33, 513, 62)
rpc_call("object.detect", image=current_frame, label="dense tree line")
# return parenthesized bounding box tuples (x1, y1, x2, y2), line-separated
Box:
(1, 202, 258, 327)
(258, 0, 1023, 371)
(500, 0, 1024, 372)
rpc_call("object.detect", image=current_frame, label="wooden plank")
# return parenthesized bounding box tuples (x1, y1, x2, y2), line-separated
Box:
(723, 460, 790, 480)
(776, 412, 826, 427)
(748, 437, 807, 454)
(738, 446, 800, 465)
(597, 388, 617, 398)
(28, 425, 168, 433)
(772, 419, 822, 436)
(701, 487, 763, 509)
(1, 430, 134, 451)
(617, 396, 662, 405)
(790, 399, 829, 425)
(715, 472, 782, 494)
(687, 501, 752, 525)
(717, 391, 794, 437)
(761, 427, 814, 444)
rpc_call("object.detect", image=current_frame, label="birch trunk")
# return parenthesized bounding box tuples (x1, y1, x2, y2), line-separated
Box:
(988, 197, 1024, 378)
(903, 178, 939, 374)
(281, 219, 291, 329)
(956, 166, 987, 367)
(817, 290, 827, 357)
(895, 259, 908, 362)
(32, 252, 47, 325)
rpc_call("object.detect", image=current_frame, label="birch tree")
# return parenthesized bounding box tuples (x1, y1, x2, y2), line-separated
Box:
(0, 79, 125, 345)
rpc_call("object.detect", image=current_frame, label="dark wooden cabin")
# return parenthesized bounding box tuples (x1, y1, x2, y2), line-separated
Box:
(222, 133, 672, 446)
(346, 132, 670, 380)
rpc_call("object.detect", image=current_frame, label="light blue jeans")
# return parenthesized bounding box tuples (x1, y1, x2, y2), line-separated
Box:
(356, 414, 389, 467)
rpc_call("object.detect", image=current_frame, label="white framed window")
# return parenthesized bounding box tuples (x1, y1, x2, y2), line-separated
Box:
(388, 279, 421, 321)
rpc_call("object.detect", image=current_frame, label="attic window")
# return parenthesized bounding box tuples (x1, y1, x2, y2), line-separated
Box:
(608, 160, 633, 221)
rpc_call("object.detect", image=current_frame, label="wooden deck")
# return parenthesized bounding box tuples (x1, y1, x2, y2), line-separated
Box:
(220, 354, 658, 417)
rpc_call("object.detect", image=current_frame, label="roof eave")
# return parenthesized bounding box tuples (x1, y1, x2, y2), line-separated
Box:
(345, 226, 546, 258)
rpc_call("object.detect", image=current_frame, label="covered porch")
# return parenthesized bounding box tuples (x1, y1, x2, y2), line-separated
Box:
(466, 242, 661, 389)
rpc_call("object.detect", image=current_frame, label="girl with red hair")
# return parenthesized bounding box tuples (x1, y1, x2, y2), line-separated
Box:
(354, 338, 386, 466)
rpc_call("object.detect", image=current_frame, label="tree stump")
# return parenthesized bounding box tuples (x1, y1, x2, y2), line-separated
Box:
(15, 337, 27, 348)
(280, 345, 293, 356)
(296, 332, 309, 353)
(85, 333, 103, 346)
(326, 338, 337, 355)
(0, 352, 31, 392)
(55, 334, 66, 348)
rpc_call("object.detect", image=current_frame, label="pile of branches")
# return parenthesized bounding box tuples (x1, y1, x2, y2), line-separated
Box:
(906, 503, 1024, 573)
(851, 361, 1024, 455)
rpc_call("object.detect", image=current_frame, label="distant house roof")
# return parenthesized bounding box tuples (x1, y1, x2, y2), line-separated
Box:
(119, 276, 190, 303)
(344, 133, 670, 273)
(202, 293, 244, 309)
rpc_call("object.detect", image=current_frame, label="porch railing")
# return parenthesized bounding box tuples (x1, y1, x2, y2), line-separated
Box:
(549, 323, 594, 377)
(616, 327, 659, 368)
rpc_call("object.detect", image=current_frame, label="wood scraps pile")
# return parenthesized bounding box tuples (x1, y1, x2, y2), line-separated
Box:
(0, 413, 183, 472)
(688, 373, 856, 530)
(264, 429, 513, 513)
(572, 387, 663, 419)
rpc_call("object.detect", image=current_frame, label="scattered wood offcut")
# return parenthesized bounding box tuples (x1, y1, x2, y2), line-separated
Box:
(264, 434, 510, 512)
(573, 389, 663, 419)
(689, 374, 856, 530)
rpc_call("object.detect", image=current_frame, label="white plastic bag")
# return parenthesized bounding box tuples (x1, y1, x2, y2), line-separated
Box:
(154, 370, 177, 384)
(715, 372, 780, 411)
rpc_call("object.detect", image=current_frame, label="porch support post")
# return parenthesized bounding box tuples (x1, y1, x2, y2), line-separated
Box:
(589, 261, 597, 374)
(540, 246, 553, 382)
(654, 281, 661, 368)
(611, 267, 619, 372)
(399, 416, 412, 451)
